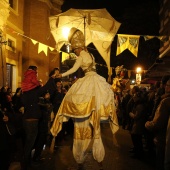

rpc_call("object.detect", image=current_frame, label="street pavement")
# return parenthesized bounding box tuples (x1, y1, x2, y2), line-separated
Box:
(9, 123, 156, 170)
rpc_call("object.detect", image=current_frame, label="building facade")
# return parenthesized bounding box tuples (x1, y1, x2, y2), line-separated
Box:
(0, 0, 64, 92)
(159, 0, 170, 58)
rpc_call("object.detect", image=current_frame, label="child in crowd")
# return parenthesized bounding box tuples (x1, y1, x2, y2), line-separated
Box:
(21, 66, 40, 92)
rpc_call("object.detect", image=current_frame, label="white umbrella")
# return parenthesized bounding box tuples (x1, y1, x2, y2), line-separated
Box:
(49, 8, 121, 78)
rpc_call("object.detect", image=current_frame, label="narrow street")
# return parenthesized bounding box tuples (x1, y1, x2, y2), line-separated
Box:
(9, 123, 156, 170)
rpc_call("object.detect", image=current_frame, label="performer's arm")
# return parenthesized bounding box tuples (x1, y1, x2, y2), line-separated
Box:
(61, 57, 83, 77)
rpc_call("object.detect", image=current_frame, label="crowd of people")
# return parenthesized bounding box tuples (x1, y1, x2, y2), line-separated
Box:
(118, 75, 170, 170)
(0, 66, 74, 170)
(1, 67, 170, 170)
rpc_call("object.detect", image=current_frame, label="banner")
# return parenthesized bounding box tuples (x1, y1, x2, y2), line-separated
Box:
(38, 43, 48, 56)
(116, 34, 139, 57)
(116, 35, 128, 56)
(127, 35, 140, 57)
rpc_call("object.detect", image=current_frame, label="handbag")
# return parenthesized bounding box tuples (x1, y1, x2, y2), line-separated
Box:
(1, 109, 16, 135)
(5, 122, 16, 135)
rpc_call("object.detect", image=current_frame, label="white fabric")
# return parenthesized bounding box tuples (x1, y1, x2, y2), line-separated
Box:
(62, 50, 95, 77)
(49, 8, 121, 75)
(51, 50, 119, 163)
(73, 117, 92, 164)
(62, 50, 114, 113)
(73, 117, 105, 163)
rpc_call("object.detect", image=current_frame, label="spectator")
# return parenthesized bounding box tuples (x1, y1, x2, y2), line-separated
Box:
(121, 89, 131, 129)
(12, 87, 25, 162)
(51, 79, 67, 148)
(21, 65, 40, 92)
(145, 79, 170, 170)
(165, 117, 170, 170)
(20, 66, 58, 170)
(151, 75, 169, 120)
(126, 86, 140, 131)
(33, 91, 53, 162)
(0, 104, 16, 170)
(129, 92, 147, 158)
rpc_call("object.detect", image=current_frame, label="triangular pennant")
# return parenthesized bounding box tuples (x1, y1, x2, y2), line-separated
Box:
(116, 34, 128, 56)
(143, 35, 155, 41)
(38, 43, 48, 56)
(31, 39, 38, 45)
(49, 47, 55, 51)
(61, 52, 69, 62)
(157, 36, 166, 42)
(127, 35, 140, 57)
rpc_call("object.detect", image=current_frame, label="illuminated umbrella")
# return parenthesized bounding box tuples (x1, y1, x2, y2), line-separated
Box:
(49, 8, 121, 78)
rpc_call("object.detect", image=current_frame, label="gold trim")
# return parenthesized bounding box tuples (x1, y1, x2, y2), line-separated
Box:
(58, 96, 95, 118)
(74, 126, 92, 140)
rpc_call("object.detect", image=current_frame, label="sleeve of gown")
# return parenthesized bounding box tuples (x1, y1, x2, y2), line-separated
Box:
(62, 57, 82, 77)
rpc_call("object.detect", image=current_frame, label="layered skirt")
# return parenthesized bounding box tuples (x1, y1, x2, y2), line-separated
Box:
(50, 71, 119, 163)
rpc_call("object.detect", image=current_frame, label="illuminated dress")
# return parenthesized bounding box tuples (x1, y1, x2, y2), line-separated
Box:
(50, 28, 119, 166)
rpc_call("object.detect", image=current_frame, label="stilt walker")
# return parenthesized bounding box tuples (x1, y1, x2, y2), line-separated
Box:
(50, 27, 119, 170)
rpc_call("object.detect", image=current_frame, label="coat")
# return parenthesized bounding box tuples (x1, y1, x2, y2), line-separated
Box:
(129, 101, 147, 135)
(21, 77, 56, 120)
(145, 93, 170, 147)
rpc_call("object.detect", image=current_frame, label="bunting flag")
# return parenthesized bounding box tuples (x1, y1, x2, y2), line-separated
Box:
(116, 34, 139, 57)
(143, 35, 155, 41)
(38, 43, 48, 56)
(31, 39, 38, 45)
(143, 35, 167, 42)
(61, 52, 69, 62)
(127, 35, 140, 57)
(157, 36, 164, 41)
(49, 47, 55, 51)
(116, 35, 128, 56)
(3, 25, 170, 67)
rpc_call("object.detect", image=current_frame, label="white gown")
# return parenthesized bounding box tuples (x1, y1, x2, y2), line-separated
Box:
(50, 50, 119, 163)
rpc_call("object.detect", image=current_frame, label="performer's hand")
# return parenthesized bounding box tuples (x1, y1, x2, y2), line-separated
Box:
(56, 74, 62, 78)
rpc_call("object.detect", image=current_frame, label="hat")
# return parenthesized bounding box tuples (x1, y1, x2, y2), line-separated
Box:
(68, 27, 85, 50)
(28, 65, 37, 71)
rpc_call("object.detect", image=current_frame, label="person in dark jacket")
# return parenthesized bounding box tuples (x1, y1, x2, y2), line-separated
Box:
(0, 105, 16, 170)
(129, 92, 147, 158)
(145, 79, 170, 170)
(20, 66, 58, 170)
(33, 91, 53, 162)
(165, 117, 170, 170)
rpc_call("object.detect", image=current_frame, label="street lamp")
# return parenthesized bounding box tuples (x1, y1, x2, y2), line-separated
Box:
(62, 27, 71, 53)
(62, 27, 70, 39)
(136, 67, 142, 84)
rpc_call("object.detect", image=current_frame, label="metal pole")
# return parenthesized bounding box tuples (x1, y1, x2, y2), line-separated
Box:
(0, 30, 7, 87)
(84, 16, 86, 46)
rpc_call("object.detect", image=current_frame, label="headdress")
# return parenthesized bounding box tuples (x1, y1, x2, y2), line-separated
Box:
(68, 27, 85, 50)
(115, 65, 128, 76)
(115, 65, 124, 75)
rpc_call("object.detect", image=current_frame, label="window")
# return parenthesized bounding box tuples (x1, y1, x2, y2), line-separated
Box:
(6, 34, 16, 52)
(9, 0, 14, 8)
(9, 0, 18, 14)
(6, 64, 13, 89)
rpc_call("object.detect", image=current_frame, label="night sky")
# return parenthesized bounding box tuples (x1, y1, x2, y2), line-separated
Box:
(61, 0, 160, 76)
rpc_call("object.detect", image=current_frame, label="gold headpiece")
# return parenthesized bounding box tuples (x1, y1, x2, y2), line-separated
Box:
(68, 27, 85, 50)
